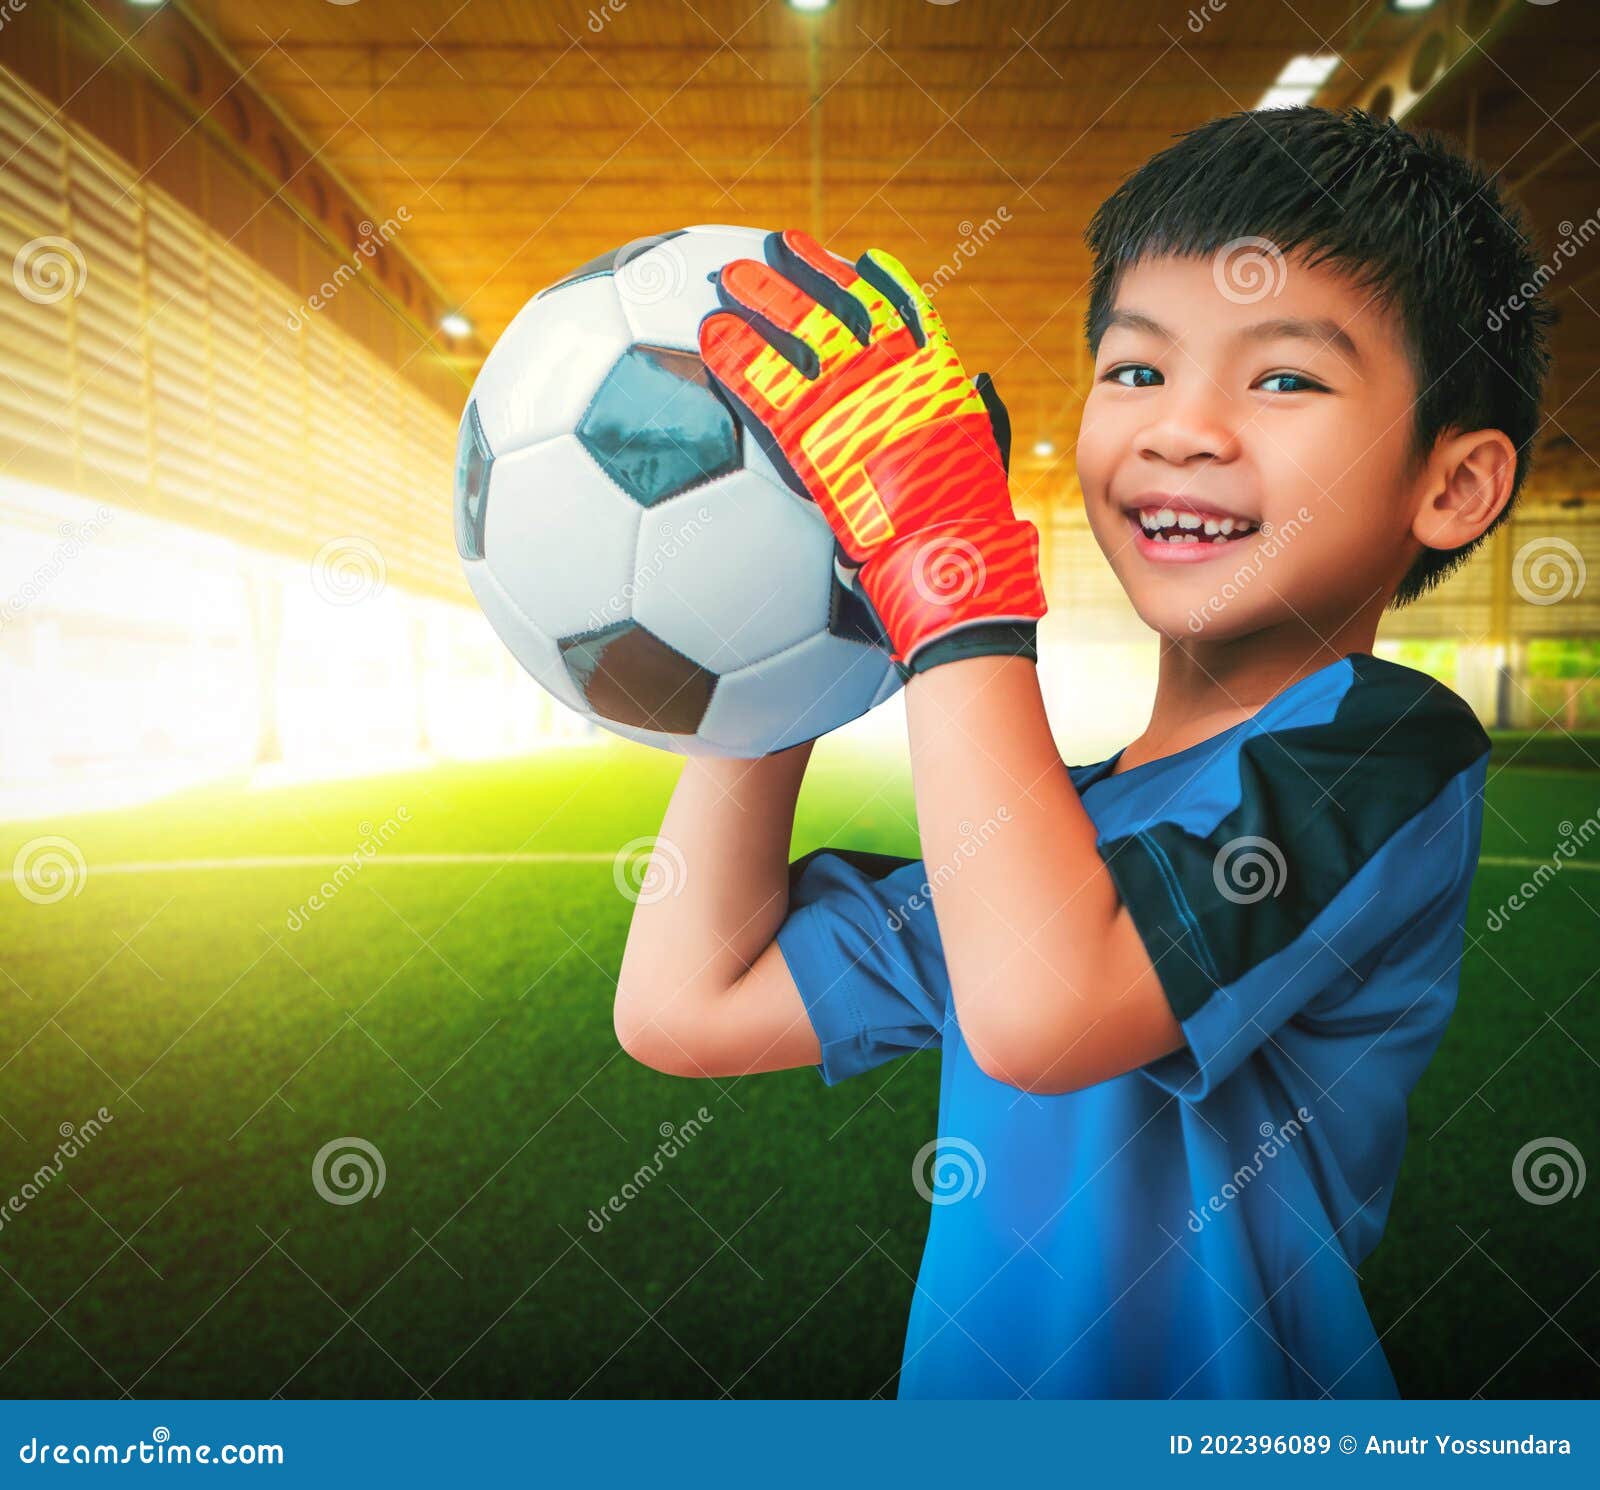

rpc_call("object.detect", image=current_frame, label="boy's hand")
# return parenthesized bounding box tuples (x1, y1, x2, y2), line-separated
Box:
(698, 229, 1047, 677)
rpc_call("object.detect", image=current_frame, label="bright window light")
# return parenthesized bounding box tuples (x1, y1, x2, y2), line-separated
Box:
(1280, 55, 1341, 87)
(1258, 53, 1340, 110)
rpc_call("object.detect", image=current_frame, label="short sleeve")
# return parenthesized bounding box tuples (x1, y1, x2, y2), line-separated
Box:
(1099, 667, 1490, 1100)
(775, 848, 950, 1086)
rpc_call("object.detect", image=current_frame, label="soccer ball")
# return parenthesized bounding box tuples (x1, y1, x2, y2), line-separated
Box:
(453, 224, 902, 756)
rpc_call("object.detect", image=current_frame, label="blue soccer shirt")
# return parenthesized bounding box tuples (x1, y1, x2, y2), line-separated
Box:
(775, 653, 1490, 1399)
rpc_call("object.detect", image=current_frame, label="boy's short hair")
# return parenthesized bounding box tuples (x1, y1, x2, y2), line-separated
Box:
(1081, 105, 1555, 607)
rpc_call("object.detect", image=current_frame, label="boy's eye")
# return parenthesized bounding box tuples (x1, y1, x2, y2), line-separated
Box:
(1104, 364, 1161, 389)
(1258, 371, 1326, 394)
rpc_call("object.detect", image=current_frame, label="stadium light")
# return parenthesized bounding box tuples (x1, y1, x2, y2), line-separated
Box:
(439, 312, 473, 339)
(1256, 54, 1340, 111)
(787, 0, 833, 12)
(1033, 440, 1056, 458)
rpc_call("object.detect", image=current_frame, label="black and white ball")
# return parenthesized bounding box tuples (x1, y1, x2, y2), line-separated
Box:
(453, 223, 901, 756)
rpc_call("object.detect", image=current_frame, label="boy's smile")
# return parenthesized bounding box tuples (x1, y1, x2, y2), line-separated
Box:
(1123, 495, 1261, 564)
(1076, 247, 1427, 641)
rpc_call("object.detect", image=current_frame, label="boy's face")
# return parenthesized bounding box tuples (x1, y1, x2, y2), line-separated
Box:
(1075, 248, 1424, 644)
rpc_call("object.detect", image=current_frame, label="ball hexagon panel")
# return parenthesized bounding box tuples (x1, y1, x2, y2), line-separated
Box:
(740, 416, 795, 494)
(870, 662, 904, 710)
(633, 468, 836, 674)
(576, 344, 740, 507)
(453, 399, 493, 560)
(470, 274, 634, 457)
(614, 224, 769, 348)
(480, 434, 642, 640)
(462, 560, 589, 717)
(825, 566, 891, 650)
(557, 619, 716, 736)
(698, 628, 896, 756)
(541, 230, 688, 299)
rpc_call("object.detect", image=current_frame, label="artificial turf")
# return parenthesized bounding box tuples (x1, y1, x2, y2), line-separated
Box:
(0, 736, 1593, 1399)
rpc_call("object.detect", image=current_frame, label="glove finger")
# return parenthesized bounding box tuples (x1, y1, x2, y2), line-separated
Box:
(764, 229, 906, 349)
(716, 257, 863, 378)
(697, 310, 814, 497)
(974, 371, 1011, 475)
(856, 248, 947, 349)
(698, 309, 792, 415)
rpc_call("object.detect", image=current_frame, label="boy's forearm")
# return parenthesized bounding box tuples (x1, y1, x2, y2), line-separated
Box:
(904, 657, 1155, 1087)
(616, 740, 813, 1015)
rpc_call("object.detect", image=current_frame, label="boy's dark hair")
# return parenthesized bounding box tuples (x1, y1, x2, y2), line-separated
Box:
(1082, 105, 1555, 607)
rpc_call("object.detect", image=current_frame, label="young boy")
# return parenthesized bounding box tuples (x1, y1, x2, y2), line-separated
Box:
(613, 106, 1553, 1398)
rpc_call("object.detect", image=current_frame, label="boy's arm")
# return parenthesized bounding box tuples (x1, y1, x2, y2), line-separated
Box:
(613, 743, 821, 1079)
(695, 230, 1177, 1095)
(904, 656, 1182, 1094)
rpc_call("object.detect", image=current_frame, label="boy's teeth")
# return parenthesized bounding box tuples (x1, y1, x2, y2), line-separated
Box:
(1135, 506, 1257, 543)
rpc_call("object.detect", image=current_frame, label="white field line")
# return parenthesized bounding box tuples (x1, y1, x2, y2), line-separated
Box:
(45, 852, 1600, 876)
(78, 853, 622, 876)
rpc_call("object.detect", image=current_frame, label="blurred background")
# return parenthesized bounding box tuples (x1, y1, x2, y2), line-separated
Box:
(0, 0, 1595, 1400)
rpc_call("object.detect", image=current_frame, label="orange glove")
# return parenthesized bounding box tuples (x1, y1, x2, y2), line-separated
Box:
(698, 229, 1046, 678)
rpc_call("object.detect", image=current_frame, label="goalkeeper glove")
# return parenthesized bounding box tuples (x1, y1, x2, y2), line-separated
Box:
(698, 229, 1046, 679)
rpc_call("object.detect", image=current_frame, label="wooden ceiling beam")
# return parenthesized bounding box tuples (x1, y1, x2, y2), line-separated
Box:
(248, 77, 1294, 99)
(230, 40, 1323, 61)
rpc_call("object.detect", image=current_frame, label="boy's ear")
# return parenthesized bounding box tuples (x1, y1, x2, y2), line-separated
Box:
(1411, 427, 1518, 552)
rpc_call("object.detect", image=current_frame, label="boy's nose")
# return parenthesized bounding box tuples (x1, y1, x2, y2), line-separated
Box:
(1134, 403, 1243, 468)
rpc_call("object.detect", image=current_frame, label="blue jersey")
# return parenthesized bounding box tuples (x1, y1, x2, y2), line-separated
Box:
(776, 653, 1489, 1399)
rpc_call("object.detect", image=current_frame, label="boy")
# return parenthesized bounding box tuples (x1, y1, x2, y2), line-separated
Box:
(613, 106, 1552, 1398)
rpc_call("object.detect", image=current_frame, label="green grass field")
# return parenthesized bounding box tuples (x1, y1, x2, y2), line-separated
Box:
(0, 737, 1595, 1400)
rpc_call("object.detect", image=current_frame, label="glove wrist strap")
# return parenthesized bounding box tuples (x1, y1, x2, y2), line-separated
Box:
(858, 516, 1047, 665)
